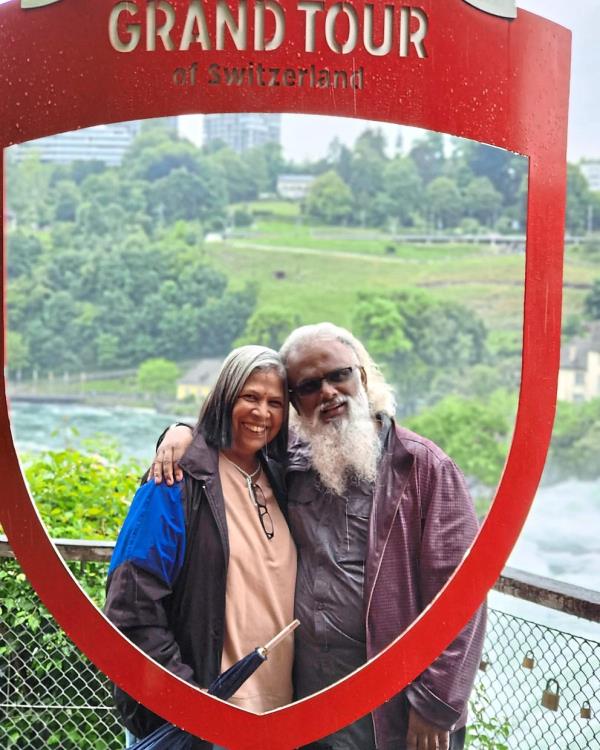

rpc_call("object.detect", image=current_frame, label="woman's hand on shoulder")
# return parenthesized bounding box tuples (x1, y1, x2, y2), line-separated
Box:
(152, 424, 194, 485)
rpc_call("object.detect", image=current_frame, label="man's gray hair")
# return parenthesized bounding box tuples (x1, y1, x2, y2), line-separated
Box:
(198, 345, 288, 459)
(280, 322, 396, 417)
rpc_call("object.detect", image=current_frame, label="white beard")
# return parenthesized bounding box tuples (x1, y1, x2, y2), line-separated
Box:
(295, 387, 381, 496)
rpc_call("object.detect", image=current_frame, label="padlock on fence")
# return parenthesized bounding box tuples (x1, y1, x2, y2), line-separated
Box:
(479, 658, 488, 672)
(580, 701, 592, 719)
(541, 678, 560, 711)
(522, 650, 535, 669)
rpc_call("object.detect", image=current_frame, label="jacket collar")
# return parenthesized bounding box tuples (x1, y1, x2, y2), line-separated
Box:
(179, 431, 219, 480)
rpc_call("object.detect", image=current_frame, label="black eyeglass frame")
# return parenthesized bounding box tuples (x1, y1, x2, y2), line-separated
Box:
(288, 365, 364, 399)
(249, 482, 275, 541)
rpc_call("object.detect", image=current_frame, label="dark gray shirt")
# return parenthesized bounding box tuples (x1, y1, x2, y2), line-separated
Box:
(287, 466, 376, 750)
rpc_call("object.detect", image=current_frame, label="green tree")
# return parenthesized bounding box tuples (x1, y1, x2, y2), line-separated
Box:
(77, 171, 150, 241)
(235, 147, 268, 196)
(304, 170, 353, 224)
(69, 159, 106, 184)
(76, 196, 130, 246)
(6, 152, 53, 228)
(354, 289, 488, 412)
(403, 296, 488, 370)
(547, 399, 600, 481)
(95, 332, 120, 368)
(253, 142, 285, 193)
(425, 176, 463, 228)
(566, 163, 593, 234)
(354, 128, 387, 160)
(408, 132, 445, 185)
(123, 128, 202, 181)
(464, 176, 503, 227)
(211, 147, 259, 202)
(52, 179, 80, 222)
(584, 279, 600, 319)
(195, 285, 257, 355)
(453, 138, 526, 205)
(382, 157, 424, 227)
(349, 129, 388, 225)
(6, 330, 30, 374)
(149, 164, 227, 224)
(353, 297, 412, 361)
(327, 136, 354, 184)
(238, 306, 301, 350)
(6, 229, 44, 278)
(406, 394, 510, 488)
(137, 358, 180, 397)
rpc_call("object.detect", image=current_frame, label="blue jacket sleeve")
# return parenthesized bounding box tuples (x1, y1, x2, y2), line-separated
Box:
(104, 481, 197, 686)
(108, 480, 186, 586)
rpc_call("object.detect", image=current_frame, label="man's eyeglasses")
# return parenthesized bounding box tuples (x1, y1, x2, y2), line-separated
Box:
(289, 365, 361, 398)
(249, 482, 274, 540)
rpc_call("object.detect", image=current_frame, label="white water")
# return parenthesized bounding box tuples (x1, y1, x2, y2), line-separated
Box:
(490, 478, 600, 640)
(9, 401, 191, 464)
(7, 402, 600, 640)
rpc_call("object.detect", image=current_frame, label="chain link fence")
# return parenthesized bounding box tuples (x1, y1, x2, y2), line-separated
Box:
(0, 559, 122, 750)
(1, 556, 598, 749)
(472, 608, 599, 749)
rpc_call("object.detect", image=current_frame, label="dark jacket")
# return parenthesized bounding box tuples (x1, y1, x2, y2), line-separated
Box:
(104, 434, 287, 744)
(368, 423, 486, 745)
(288, 420, 486, 748)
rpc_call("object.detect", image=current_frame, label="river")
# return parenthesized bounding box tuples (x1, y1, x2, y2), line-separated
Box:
(7, 401, 600, 640)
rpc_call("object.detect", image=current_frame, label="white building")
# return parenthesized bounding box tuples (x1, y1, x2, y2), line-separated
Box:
(277, 174, 316, 200)
(12, 121, 144, 166)
(558, 323, 600, 401)
(203, 113, 281, 154)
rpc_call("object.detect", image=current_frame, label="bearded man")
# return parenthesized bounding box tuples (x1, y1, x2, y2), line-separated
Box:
(153, 323, 485, 750)
(279, 323, 485, 750)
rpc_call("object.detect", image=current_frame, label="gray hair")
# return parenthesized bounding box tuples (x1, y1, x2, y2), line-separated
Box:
(280, 322, 396, 417)
(198, 345, 288, 459)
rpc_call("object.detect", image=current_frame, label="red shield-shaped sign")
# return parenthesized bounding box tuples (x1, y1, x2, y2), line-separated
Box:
(0, 1, 570, 748)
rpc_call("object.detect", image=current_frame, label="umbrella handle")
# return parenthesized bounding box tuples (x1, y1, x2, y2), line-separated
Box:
(262, 619, 300, 656)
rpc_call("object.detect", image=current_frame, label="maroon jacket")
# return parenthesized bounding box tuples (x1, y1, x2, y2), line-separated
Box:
(365, 422, 486, 745)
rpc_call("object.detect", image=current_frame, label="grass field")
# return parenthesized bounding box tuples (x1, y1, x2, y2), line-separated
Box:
(207, 226, 597, 337)
(238, 220, 489, 259)
(210, 240, 525, 331)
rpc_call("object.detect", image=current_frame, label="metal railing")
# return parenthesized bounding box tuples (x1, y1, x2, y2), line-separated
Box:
(1, 538, 598, 749)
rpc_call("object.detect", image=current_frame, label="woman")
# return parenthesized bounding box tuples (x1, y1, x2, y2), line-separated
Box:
(104, 346, 296, 749)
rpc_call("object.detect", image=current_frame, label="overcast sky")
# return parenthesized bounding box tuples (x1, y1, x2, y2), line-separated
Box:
(179, 1, 599, 163)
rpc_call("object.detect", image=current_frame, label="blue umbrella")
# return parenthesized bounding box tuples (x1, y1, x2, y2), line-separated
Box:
(127, 722, 192, 750)
(128, 620, 300, 750)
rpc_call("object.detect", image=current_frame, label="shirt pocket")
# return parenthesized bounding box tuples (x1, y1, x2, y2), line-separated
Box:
(335, 496, 371, 565)
(287, 491, 315, 550)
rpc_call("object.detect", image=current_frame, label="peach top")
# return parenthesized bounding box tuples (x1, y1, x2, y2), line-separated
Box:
(218, 454, 297, 712)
